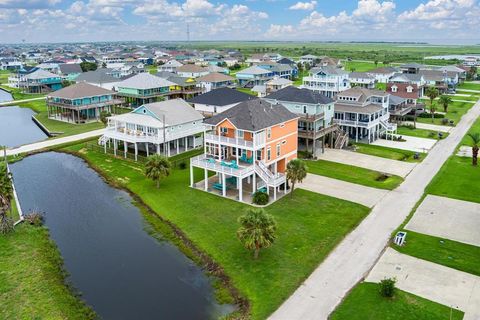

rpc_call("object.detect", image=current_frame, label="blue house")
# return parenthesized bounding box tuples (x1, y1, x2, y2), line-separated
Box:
(17, 69, 63, 93)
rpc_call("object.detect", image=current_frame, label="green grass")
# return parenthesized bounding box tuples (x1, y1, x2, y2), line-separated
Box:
(397, 126, 448, 140)
(0, 70, 10, 85)
(456, 89, 480, 97)
(426, 155, 480, 203)
(458, 82, 480, 91)
(63, 143, 370, 319)
(393, 230, 480, 276)
(146, 65, 157, 74)
(236, 88, 257, 96)
(331, 283, 464, 320)
(0, 224, 95, 319)
(353, 143, 424, 162)
(306, 159, 403, 190)
(417, 101, 475, 126)
(344, 60, 378, 72)
(452, 94, 480, 102)
(13, 100, 104, 137)
(460, 116, 480, 146)
(293, 69, 309, 86)
(0, 85, 46, 100)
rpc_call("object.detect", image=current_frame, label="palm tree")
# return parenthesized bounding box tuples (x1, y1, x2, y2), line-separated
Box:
(145, 154, 171, 188)
(0, 167, 14, 234)
(286, 159, 307, 197)
(425, 86, 439, 123)
(237, 208, 277, 259)
(438, 95, 453, 113)
(468, 133, 480, 166)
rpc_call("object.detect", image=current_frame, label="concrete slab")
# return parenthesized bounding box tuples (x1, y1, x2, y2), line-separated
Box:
(371, 136, 437, 153)
(318, 149, 416, 178)
(366, 248, 480, 318)
(405, 195, 480, 246)
(457, 145, 473, 157)
(299, 173, 388, 208)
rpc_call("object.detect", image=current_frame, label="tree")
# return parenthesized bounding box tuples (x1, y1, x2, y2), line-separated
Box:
(99, 111, 111, 126)
(374, 59, 379, 67)
(0, 167, 14, 234)
(425, 86, 439, 123)
(286, 159, 307, 196)
(80, 61, 97, 72)
(145, 154, 171, 188)
(468, 133, 480, 166)
(237, 208, 277, 259)
(438, 95, 452, 113)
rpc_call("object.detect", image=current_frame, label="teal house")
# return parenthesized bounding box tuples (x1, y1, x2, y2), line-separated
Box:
(46, 82, 123, 123)
(20, 69, 63, 93)
(116, 73, 176, 107)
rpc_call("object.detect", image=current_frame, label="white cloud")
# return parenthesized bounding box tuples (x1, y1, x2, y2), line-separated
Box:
(289, 1, 317, 10)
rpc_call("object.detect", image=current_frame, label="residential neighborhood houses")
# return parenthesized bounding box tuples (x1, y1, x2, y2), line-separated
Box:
(0, 39, 479, 320)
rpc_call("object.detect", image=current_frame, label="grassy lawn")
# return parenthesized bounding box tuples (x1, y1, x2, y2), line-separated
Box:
(397, 125, 448, 140)
(392, 230, 480, 277)
(63, 143, 370, 319)
(0, 85, 46, 100)
(452, 94, 479, 102)
(331, 283, 464, 320)
(0, 70, 10, 85)
(14, 100, 104, 137)
(426, 156, 479, 203)
(353, 143, 424, 162)
(236, 88, 257, 96)
(344, 60, 378, 72)
(460, 116, 480, 146)
(146, 65, 157, 74)
(417, 101, 475, 126)
(293, 69, 308, 86)
(0, 224, 95, 319)
(306, 159, 403, 190)
(458, 82, 480, 91)
(456, 89, 480, 97)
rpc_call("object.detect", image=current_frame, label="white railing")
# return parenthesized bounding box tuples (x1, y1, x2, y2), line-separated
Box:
(255, 161, 286, 186)
(104, 126, 203, 144)
(191, 154, 254, 177)
(333, 119, 370, 128)
(204, 133, 254, 149)
(380, 119, 397, 131)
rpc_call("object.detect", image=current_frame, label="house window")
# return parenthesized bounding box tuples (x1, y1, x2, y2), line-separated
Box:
(276, 143, 281, 157)
(280, 123, 285, 128)
(256, 150, 262, 161)
(392, 86, 398, 93)
(267, 128, 271, 139)
(267, 147, 271, 161)
(303, 106, 307, 113)
(237, 130, 244, 139)
(406, 86, 413, 93)
(220, 127, 228, 135)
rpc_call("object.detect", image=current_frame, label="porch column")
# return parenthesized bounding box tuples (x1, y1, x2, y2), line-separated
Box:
(113, 138, 117, 156)
(273, 185, 277, 201)
(190, 163, 194, 187)
(204, 168, 208, 191)
(156, 144, 160, 154)
(167, 142, 171, 157)
(236, 147, 239, 163)
(145, 143, 149, 157)
(104, 139, 107, 153)
(134, 143, 138, 161)
(238, 177, 243, 202)
(176, 139, 180, 154)
(222, 173, 226, 197)
(124, 141, 127, 158)
(253, 174, 256, 192)
(185, 136, 188, 151)
(193, 135, 196, 149)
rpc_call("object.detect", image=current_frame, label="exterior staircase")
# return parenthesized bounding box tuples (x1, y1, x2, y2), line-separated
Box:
(98, 135, 108, 146)
(254, 161, 286, 188)
(334, 130, 349, 149)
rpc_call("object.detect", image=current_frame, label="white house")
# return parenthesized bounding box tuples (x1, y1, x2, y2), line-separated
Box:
(302, 66, 350, 98)
(159, 60, 183, 73)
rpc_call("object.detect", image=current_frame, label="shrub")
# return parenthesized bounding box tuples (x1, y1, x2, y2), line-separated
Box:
(252, 191, 269, 205)
(0, 212, 14, 234)
(418, 112, 444, 119)
(379, 277, 397, 298)
(441, 118, 450, 125)
(178, 162, 187, 170)
(24, 211, 44, 226)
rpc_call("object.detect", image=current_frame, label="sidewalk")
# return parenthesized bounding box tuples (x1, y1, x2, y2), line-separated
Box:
(402, 121, 452, 133)
(269, 99, 480, 320)
(0, 96, 46, 106)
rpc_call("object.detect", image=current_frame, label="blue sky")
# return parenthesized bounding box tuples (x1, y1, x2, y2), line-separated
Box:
(0, 0, 479, 44)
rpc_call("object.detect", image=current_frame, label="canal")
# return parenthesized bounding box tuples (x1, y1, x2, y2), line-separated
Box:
(10, 152, 232, 319)
(0, 88, 47, 148)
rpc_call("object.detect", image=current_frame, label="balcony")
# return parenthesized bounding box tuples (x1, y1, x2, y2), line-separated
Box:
(190, 154, 254, 177)
(205, 133, 254, 149)
(333, 114, 390, 129)
(104, 125, 203, 144)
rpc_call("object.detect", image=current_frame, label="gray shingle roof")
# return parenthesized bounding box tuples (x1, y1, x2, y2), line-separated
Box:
(76, 69, 118, 83)
(204, 98, 298, 131)
(264, 86, 333, 104)
(187, 87, 254, 106)
(117, 73, 176, 89)
(141, 99, 203, 126)
(310, 66, 348, 75)
(59, 63, 82, 75)
(48, 82, 115, 99)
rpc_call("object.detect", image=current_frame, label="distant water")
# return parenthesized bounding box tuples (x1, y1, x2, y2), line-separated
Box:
(0, 88, 13, 102)
(0, 106, 47, 148)
(10, 152, 234, 320)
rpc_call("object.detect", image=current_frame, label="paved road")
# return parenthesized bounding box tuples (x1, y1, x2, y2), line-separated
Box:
(366, 249, 480, 320)
(269, 100, 480, 320)
(299, 173, 388, 208)
(372, 135, 437, 153)
(0, 96, 46, 106)
(318, 149, 415, 178)
(5, 129, 104, 156)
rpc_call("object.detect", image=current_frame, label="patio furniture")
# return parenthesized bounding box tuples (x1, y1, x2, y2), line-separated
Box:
(206, 158, 215, 164)
(213, 183, 228, 191)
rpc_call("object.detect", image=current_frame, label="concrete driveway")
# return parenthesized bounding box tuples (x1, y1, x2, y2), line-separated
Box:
(372, 135, 437, 153)
(318, 149, 416, 178)
(405, 195, 480, 247)
(299, 173, 388, 208)
(457, 145, 473, 157)
(366, 248, 480, 320)
(402, 121, 453, 133)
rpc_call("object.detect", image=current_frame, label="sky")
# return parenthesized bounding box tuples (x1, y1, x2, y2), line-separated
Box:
(0, 0, 479, 44)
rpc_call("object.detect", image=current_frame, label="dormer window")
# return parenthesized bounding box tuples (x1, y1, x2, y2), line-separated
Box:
(267, 128, 271, 139)
(391, 85, 398, 93)
(406, 86, 413, 93)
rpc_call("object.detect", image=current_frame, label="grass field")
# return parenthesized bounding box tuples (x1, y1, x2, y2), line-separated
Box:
(393, 230, 480, 277)
(0, 70, 10, 85)
(306, 159, 403, 190)
(426, 155, 479, 204)
(63, 143, 370, 319)
(458, 82, 480, 91)
(0, 224, 95, 319)
(14, 100, 104, 137)
(417, 101, 475, 126)
(397, 125, 448, 140)
(236, 87, 257, 96)
(452, 94, 480, 102)
(456, 89, 480, 97)
(353, 143, 424, 162)
(330, 283, 463, 320)
(460, 116, 480, 146)
(344, 60, 378, 72)
(0, 85, 46, 100)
